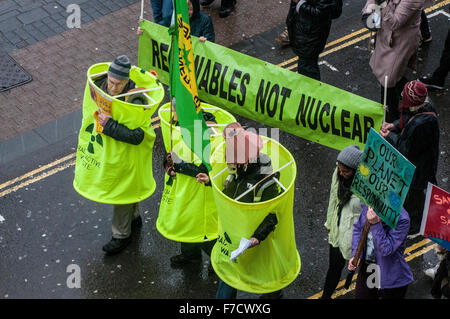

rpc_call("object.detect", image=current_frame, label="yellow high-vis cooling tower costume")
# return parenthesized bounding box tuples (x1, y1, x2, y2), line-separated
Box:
(210, 136, 301, 293)
(156, 103, 236, 242)
(73, 62, 164, 204)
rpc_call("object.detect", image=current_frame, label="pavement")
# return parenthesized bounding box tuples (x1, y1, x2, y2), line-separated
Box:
(0, 0, 449, 303)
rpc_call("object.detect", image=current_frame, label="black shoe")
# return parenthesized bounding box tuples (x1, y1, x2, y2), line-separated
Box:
(200, 0, 215, 6)
(219, 0, 236, 18)
(102, 237, 132, 255)
(131, 215, 142, 230)
(170, 253, 202, 268)
(421, 76, 445, 90)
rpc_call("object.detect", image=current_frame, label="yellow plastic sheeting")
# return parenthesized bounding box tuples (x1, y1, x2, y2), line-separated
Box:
(210, 137, 301, 293)
(156, 103, 236, 242)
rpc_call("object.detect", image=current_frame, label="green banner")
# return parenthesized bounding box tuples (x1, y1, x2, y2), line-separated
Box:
(138, 20, 384, 151)
(351, 128, 415, 229)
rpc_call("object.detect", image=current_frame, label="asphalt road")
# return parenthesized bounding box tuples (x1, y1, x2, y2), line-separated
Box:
(0, 1, 449, 302)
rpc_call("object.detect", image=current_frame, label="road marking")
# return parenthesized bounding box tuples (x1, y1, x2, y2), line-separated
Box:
(307, 239, 437, 299)
(0, 152, 76, 192)
(319, 60, 339, 72)
(0, 159, 76, 198)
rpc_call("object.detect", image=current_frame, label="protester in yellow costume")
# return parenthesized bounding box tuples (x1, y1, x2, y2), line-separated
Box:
(197, 123, 286, 299)
(159, 106, 221, 267)
(74, 55, 163, 255)
(95, 55, 148, 255)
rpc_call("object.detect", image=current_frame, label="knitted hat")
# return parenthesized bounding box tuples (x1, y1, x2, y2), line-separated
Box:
(337, 145, 362, 170)
(399, 81, 428, 129)
(108, 55, 131, 81)
(223, 122, 263, 165)
(399, 80, 428, 111)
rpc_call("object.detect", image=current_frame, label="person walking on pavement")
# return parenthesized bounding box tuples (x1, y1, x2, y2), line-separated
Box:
(286, 0, 343, 81)
(320, 145, 363, 299)
(94, 55, 146, 255)
(362, 0, 424, 123)
(379, 80, 440, 237)
(421, 26, 450, 90)
(200, 0, 236, 18)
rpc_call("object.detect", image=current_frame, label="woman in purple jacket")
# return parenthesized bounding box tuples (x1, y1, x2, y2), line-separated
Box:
(348, 205, 414, 299)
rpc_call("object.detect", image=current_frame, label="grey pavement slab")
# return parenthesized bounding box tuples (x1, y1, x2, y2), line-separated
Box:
(0, 0, 141, 53)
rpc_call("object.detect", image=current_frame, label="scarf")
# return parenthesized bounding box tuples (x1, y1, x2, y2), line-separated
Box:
(336, 172, 354, 226)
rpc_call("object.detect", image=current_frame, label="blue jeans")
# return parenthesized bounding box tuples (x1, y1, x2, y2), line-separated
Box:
(216, 280, 237, 299)
(150, 0, 173, 27)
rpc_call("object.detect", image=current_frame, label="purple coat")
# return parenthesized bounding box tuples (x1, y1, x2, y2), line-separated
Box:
(352, 204, 414, 289)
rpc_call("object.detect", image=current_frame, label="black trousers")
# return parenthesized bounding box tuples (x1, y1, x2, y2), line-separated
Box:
(420, 10, 431, 40)
(380, 77, 408, 123)
(321, 245, 347, 299)
(180, 239, 216, 258)
(297, 57, 321, 81)
(404, 188, 426, 235)
(432, 27, 450, 82)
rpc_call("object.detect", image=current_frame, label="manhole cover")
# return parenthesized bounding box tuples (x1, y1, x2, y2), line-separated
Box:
(0, 51, 32, 92)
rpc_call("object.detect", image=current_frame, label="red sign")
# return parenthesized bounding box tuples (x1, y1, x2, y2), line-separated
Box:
(420, 183, 450, 247)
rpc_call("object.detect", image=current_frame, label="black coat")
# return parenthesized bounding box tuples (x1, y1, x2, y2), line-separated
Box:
(386, 102, 440, 191)
(222, 154, 281, 242)
(287, 0, 342, 59)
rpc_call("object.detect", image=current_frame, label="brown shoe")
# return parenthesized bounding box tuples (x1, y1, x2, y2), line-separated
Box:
(275, 28, 290, 46)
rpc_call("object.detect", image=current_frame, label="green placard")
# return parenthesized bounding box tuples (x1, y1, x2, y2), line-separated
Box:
(351, 128, 416, 229)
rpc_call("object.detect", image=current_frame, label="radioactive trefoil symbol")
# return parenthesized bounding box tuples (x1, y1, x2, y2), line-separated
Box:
(85, 123, 103, 154)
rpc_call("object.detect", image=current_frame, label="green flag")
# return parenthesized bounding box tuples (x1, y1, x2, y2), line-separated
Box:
(169, 0, 211, 170)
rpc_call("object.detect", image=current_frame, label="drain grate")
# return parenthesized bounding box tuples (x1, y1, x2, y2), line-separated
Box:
(0, 51, 32, 92)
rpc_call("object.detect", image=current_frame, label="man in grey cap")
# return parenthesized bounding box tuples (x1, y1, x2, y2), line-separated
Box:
(93, 55, 146, 255)
(95, 55, 134, 98)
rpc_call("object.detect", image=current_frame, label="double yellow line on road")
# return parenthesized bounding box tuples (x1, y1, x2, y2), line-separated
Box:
(0, 153, 76, 198)
(279, 0, 450, 71)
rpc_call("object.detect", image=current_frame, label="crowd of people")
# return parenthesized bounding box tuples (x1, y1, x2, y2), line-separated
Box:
(86, 0, 449, 299)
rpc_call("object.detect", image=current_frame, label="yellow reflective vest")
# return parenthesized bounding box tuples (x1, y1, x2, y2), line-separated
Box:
(73, 62, 164, 204)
